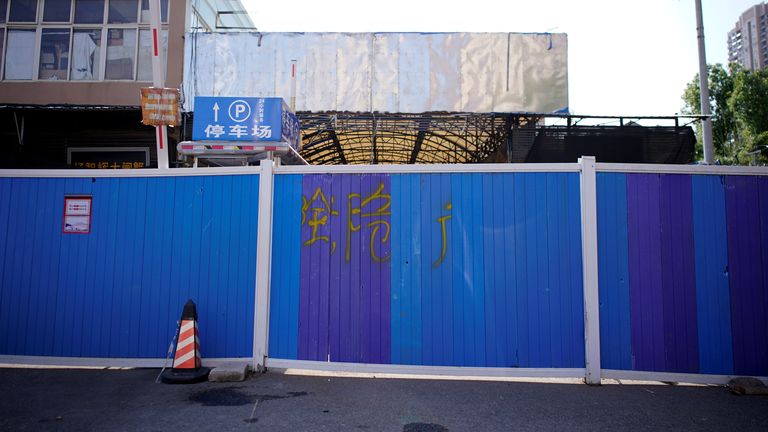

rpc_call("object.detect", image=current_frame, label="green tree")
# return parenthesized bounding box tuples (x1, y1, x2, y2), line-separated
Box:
(681, 64, 738, 163)
(682, 64, 768, 165)
(730, 67, 768, 164)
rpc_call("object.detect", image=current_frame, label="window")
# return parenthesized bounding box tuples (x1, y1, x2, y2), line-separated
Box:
(108, 0, 137, 24)
(137, 27, 165, 81)
(105, 28, 135, 79)
(1, 0, 168, 81)
(4, 29, 34, 79)
(8, 0, 36, 22)
(43, 0, 72, 22)
(74, 0, 104, 24)
(39, 28, 71, 80)
(71, 29, 100, 79)
(0, 29, 5, 73)
(139, 0, 167, 23)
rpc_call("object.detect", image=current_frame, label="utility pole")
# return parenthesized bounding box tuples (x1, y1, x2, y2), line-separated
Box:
(695, 0, 715, 164)
(150, 0, 169, 169)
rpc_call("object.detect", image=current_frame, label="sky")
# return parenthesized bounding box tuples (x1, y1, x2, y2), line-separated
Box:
(242, 0, 760, 119)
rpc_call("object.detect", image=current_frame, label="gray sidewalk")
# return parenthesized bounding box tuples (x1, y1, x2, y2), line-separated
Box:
(1, 367, 767, 431)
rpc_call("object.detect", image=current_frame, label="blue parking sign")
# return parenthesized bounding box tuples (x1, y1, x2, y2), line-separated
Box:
(193, 97, 298, 146)
(280, 100, 301, 151)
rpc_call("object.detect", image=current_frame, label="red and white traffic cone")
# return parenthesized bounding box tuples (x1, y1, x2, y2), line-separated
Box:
(161, 300, 211, 384)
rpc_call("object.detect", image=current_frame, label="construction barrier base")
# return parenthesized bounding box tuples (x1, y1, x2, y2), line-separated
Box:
(160, 367, 211, 384)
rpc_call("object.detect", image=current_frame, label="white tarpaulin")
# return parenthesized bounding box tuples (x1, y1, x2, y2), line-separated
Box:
(183, 32, 568, 113)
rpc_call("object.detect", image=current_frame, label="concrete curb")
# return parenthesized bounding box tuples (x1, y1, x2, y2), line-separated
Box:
(208, 362, 251, 382)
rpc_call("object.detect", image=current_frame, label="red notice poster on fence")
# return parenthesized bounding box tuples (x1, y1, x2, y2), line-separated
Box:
(63, 196, 92, 234)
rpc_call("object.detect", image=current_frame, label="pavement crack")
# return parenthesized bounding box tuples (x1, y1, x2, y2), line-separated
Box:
(239, 390, 309, 424)
(245, 400, 260, 424)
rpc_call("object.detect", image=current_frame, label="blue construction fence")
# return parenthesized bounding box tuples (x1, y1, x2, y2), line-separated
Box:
(598, 173, 768, 377)
(0, 166, 766, 381)
(268, 172, 585, 369)
(0, 175, 258, 359)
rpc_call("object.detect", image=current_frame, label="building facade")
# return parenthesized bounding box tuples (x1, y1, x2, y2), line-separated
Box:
(727, 2, 768, 70)
(0, 0, 253, 168)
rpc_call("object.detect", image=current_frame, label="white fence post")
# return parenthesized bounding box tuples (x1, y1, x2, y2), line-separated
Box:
(253, 159, 275, 371)
(579, 156, 602, 385)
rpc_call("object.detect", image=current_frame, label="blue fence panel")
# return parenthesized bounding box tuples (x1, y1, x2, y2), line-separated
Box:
(0, 175, 258, 359)
(390, 172, 585, 368)
(481, 172, 513, 367)
(691, 175, 733, 375)
(599, 173, 768, 377)
(451, 173, 487, 367)
(391, 174, 423, 365)
(596, 173, 632, 371)
(269, 175, 303, 359)
(267, 172, 585, 369)
(420, 173, 454, 366)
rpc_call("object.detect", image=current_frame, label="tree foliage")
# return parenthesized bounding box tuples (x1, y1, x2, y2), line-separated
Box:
(682, 64, 768, 165)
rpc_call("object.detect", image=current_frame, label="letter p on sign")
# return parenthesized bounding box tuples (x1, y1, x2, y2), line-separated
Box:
(229, 100, 251, 123)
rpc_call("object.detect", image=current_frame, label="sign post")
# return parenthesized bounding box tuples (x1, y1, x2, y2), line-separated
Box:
(149, 0, 169, 169)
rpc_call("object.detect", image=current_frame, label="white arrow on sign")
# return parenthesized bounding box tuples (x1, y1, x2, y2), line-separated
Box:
(213, 102, 220, 122)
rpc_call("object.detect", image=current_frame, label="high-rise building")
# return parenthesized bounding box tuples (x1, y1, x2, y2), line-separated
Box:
(727, 2, 768, 70)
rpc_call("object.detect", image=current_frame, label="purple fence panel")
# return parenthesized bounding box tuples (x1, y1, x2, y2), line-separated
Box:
(627, 174, 666, 371)
(658, 175, 698, 373)
(298, 174, 391, 364)
(299, 174, 332, 361)
(627, 174, 699, 373)
(725, 176, 768, 376)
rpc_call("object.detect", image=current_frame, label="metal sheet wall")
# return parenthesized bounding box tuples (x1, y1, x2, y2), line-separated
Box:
(269, 172, 586, 368)
(724, 176, 768, 376)
(596, 173, 631, 370)
(627, 174, 699, 373)
(597, 173, 768, 376)
(692, 176, 733, 375)
(0, 175, 259, 359)
(5, 167, 766, 376)
(183, 32, 569, 114)
(268, 175, 302, 360)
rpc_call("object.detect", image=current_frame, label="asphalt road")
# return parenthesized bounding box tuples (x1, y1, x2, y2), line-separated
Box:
(0, 367, 767, 431)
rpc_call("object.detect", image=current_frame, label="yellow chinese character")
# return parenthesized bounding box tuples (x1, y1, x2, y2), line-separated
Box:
(433, 202, 452, 268)
(301, 187, 338, 254)
(133, 162, 145, 168)
(121, 162, 133, 169)
(85, 162, 97, 169)
(98, 162, 109, 169)
(347, 182, 391, 263)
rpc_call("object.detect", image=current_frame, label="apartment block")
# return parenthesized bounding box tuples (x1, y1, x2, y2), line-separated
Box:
(727, 2, 768, 70)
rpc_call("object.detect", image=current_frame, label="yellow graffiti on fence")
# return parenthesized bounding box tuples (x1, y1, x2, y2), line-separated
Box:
(433, 202, 452, 268)
(347, 193, 362, 260)
(302, 182, 391, 262)
(346, 182, 391, 262)
(367, 220, 391, 263)
(301, 183, 453, 267)
(301, 186, 338, 255)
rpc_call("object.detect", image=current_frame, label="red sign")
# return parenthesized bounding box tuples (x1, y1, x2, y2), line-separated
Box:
(63, 196, 92, 234)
